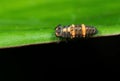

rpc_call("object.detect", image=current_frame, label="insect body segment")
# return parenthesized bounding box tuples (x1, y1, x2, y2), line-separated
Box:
(55, 24, 97, 38)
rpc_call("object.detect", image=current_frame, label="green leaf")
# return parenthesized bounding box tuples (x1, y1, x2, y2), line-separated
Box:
(0, 0, 120, 48)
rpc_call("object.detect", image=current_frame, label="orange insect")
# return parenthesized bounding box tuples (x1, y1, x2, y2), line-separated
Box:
(55, 24, 97, 38)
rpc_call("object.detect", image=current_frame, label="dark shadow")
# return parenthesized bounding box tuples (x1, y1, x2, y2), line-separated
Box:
(0, 35, 120, 80)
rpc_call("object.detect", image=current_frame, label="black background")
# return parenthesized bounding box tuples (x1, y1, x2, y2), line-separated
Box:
(0, 35, 120, 81)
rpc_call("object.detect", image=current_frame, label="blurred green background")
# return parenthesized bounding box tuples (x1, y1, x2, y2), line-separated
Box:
(0, 0, 120, 48)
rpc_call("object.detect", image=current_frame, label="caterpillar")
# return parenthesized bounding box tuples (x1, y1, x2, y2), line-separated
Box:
(55, 24, 97, 38)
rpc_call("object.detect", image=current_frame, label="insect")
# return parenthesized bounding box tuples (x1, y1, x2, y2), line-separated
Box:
(55, 24, 97, 38)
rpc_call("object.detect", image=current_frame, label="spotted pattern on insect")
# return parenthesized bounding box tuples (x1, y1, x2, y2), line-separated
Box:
(55, 24, 97, 38)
